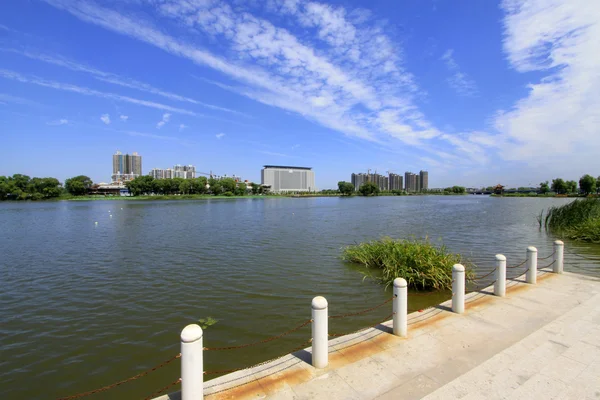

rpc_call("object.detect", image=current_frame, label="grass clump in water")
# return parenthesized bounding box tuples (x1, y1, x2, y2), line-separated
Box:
(342, 237, 474, 291)
(544, 198, 600, 243)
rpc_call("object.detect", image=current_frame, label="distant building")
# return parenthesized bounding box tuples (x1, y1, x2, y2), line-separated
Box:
(112, 151, 142, 183)
(351, 173, 368, 191)
(261, 165, 315, 193)
(149, 165, 196, 180)
(173, 164, 196, 179)
(389, 173, 403, 191)
(351, 172, 389, 191)
(420, 170, 429, 191)
(404, 172, 419, 192)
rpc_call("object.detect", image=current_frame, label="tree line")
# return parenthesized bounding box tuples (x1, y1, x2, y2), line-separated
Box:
(0, 174, 62, 200)
(124, 176, 264, 196)
(537, 174, 599, 195)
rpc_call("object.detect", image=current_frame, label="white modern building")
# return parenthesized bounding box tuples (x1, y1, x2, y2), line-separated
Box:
(149, 165, 196, 180)
(261, 165, 315, 193)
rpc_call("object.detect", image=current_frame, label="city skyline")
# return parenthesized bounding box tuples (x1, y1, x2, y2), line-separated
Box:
(1, 1, 599, 188)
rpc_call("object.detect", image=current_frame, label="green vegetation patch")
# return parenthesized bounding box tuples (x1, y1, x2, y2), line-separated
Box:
(544, 198, 600, 243)
(341, 237, 474, 290)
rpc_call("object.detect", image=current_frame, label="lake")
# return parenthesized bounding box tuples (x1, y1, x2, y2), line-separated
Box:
(1, 196, 599, 399)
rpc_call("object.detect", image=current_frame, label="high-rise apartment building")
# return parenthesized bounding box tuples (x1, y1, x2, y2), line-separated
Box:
(420, 170, 429, 191)
(389, 173, 403, 191)
(261, 165, 315, 193)
(351, 172, 389, 191)
(173, 164, 196, 179)
(404, 172, 419, 192)
(149, 164, 196, 180)
(112, 151, 142, 183)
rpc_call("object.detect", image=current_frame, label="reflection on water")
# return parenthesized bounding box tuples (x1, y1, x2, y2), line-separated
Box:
(0, 196, 598, 399)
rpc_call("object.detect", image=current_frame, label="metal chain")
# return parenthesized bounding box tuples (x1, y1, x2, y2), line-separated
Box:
(538, 260, 556, 269)
(57, 354, 181, 400)
(506, 259, 527, 269)
(329, 297, 393, 319)
(472, 267, 497, 281)
(204, 338, 313, 377)
(564, 249, 600, 261)
(329, 312, 394, 337)
(203, 319, 311, 351)
(143, 378, 181, 400)
(537, 251, 555, 260)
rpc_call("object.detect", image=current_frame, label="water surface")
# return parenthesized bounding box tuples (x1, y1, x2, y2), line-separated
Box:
(1, 196, 599, 399)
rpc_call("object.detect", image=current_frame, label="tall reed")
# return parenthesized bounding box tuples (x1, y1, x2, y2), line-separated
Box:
(341, 237, 473, 290)
(544, 198, 600, 243)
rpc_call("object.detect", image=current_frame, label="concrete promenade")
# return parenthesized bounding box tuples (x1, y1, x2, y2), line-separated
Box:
(158, 270, 600, 400)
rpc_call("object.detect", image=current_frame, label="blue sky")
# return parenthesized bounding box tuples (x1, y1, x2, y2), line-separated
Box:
(1, 0, 598, 189)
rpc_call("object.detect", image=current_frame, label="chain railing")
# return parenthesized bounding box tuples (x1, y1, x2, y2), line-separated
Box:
(59, 242, 591, 400)
(506, 259, 527, 269)
(564, 248, 600, 261)
(329, 297, 393, 319)
(56, 353, 181, 400)
(143, 378, 182, 400)
(203, 338, 313, 377)
(203, 319, 312, 351)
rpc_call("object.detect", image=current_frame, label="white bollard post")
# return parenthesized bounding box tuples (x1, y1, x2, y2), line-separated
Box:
(311, 296, 328, 368)
(393, 278, 407, 337)
(181, 324, 203, 400)
(554, 240, 564, 274)
(452, 264, 465, 314)
(494, 254, 506, 297)
(526, 246, 538, 284)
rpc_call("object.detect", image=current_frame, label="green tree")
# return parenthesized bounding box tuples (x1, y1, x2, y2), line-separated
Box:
(597, 176, 600, 194)
(337, 181, 355, 196)
(220, 178, 237, 193)
(251, 183, 260, 195)
(125, 176, 154, 196)
(539, 181, 550, 194)
(208, 178, 222, 195)
(566, 180, 578, 194)
(551, 178, 567, 194)
(234, 182, 247, 196)
(189, 177, 208, 194)
(451, 186, 466, 194)
(65, 175, 93, 196)
(579, 174, 596, 195)
(359, 182, 380, 196)
(179, 179, 191, 194)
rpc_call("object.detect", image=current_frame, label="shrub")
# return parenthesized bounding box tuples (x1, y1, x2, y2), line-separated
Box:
(341, 237, 474, 290)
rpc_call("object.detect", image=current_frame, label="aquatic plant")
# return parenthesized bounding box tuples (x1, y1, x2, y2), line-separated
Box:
(198, 316, 218, 329)
(341, 237, 474, 290)
(544, 198, 600, 243)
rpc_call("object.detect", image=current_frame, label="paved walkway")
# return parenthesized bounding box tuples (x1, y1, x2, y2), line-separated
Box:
(157, 270, 600, 400)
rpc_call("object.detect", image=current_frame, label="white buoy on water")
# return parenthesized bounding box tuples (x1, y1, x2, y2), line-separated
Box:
(109, 215, 112, 218)
(95, 221, 98, 225)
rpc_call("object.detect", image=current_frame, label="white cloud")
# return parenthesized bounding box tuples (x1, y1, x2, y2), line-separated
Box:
(100, 113, 110, 125)
(46, 118, 69, 126)
(441, 49, 478, 97)
(179, 123, 187, 131)
(123, 130, 192, 145)
(0, 93, 44, 107)
(156, 112, 171, 128)
(0, 48, 248, 117)
(496, 0, 600, 173)
(41, 0, 438, 148)
(0, 69, 199, 116)
(120, 114, 128, 121)
(260, 150, 292, 157)
(216, 133, 225, 139)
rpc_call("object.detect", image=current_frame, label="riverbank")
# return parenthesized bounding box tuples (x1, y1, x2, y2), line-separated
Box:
(155, 270, 600, 400)
(492, 193, 598, 198)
